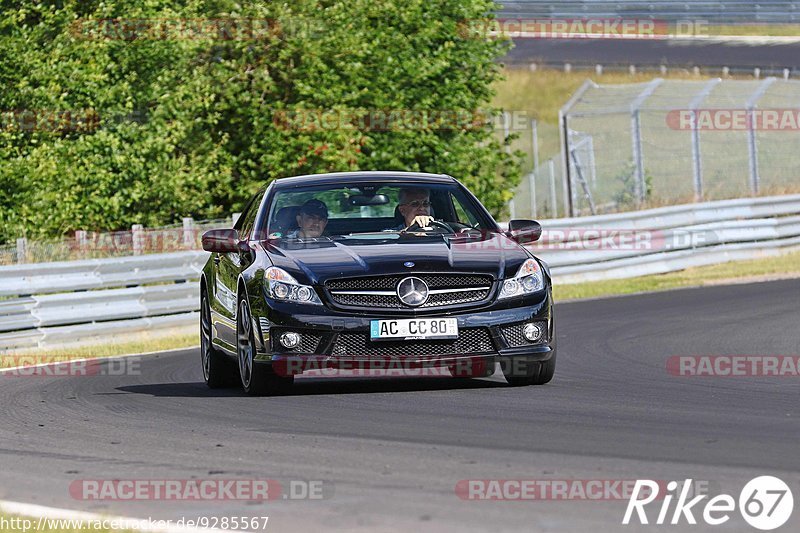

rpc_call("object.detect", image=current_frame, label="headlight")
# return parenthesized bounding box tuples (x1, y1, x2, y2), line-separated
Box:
(499, 258, 544, 300)
(265, 267, 322, 305)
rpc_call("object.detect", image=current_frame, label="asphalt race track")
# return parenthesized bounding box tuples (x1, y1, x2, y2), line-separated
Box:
(1, 279, 798, 532)
(504, 38, 800, 70)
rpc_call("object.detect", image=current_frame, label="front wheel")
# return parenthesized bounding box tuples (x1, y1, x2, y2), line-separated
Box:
(237, 297, 294, 396)
(201, 291, 238, 388)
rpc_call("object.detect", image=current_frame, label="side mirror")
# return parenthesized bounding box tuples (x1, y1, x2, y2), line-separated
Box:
(202, 228, 240, 253)
(506, 219, 542, 244)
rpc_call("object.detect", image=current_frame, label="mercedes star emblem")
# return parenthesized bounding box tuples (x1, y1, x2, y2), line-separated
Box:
(396, 276, 429, 307)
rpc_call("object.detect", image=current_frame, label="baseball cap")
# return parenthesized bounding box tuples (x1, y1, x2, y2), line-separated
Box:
(298, 199, 328, 219)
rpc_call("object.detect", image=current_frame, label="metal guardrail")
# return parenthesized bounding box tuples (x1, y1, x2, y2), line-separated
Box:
(1, 194, 798, 350)
(0, 251, 207, 297)
(522, 194, 800, 282)
(0, 252, 208, 350)
(499, 1, 800, 23)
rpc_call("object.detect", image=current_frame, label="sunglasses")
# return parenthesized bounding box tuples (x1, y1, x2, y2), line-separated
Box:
(403, 200, 431, 208)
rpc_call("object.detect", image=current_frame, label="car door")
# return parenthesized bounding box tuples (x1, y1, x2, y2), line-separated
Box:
(212, 194, 262, 349)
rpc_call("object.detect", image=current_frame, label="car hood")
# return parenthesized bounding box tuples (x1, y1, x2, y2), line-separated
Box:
(263, 232, 531, 285)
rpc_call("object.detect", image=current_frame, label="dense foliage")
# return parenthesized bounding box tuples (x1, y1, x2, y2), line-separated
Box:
(0, 0, 521, 241)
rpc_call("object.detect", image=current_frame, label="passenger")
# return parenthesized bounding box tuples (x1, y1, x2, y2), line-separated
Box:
(287, 199, 328, 238)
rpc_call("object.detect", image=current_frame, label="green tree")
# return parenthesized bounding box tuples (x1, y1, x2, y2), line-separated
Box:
(0, 0, 521, 242)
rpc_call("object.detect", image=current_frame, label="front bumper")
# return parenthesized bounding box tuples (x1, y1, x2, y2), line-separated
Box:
(252, 289, 554, 375)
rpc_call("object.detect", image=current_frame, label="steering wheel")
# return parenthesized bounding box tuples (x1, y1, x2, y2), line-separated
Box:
(405, 219, 454, 233)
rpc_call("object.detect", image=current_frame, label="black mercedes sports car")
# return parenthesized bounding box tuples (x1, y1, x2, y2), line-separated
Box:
(200, 171, 555, 394)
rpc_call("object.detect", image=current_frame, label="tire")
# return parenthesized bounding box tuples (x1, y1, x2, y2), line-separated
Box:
(237, 297, 294, 396)
(503, 352, 557, 386)
(201, 291, 238, 388)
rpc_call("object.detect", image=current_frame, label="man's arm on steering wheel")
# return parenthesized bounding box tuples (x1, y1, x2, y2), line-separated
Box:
(404, 215, 435, 230)
(403, 216, 457, 233)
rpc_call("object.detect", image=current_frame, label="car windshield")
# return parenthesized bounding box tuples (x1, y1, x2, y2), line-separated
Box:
(262, 182, 493, 239)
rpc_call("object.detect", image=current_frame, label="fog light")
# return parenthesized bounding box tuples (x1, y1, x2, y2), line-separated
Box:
(523, 322, 543, 342)
(280, 332, 300, 349)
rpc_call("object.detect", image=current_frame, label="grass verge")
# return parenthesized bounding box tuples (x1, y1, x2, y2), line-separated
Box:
(554, 250, 800, 301)
(705, 24, 800, 37)
(0, 333, 198, 369)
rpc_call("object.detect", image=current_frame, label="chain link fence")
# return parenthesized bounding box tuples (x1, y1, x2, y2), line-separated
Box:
(500, 1, 800, 23)
(0, 217, 234, 265)
(512, 77, 800, 219)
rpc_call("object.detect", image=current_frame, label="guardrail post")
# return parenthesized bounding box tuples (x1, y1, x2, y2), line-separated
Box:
(182, 217, 195, 249)
(16, 237, 27, 264)
(132, 224, 144, 255)
(231, 212, 241, 226)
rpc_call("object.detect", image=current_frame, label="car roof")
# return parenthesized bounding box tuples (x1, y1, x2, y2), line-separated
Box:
(271, 171, 457, 189)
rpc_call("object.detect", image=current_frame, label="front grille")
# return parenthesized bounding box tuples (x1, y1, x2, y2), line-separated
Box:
(326, 274, 491, 291)
(326, 274, 493, 310)
(499, 322, 548, 348)
(330, 293, 403, 308)
(331, 328, 495, 357)
(425, 289, 489, 307)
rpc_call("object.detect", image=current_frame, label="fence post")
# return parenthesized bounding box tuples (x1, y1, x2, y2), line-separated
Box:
(75, 230, 88, 258)
(548, 159, 558, 219)
(688, 79, 722, 201)
(231, 212, 241, 227)
(531, 119, 539, 169)
(132, 224, 144, 255)
(182, 217, 195, 249)
(559, 79, 597, 217)
(502, 111, 511, 154)
(745, 77, 777, 195)
(528, 171, 537, 219)
(16, 237, 27, 264)
(630, 79, 663, 206)
(559, 109, 573, 217)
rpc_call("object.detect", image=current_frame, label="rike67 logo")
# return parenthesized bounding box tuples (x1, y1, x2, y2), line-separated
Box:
(623, 477, 794, 530)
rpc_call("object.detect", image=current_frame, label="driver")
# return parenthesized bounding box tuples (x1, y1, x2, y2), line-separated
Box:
(395, 188, 435, 230)
(287, 199, 329, 238)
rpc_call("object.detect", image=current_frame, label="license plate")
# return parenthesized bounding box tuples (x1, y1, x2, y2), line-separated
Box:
(370, 318, 458, 340)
